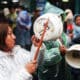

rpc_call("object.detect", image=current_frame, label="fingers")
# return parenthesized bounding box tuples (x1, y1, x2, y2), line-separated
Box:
(32, 35, 40, 42)
(31, 35, 40, 46)
(26, 61, 37, 74)
(31, 60, 37, 64)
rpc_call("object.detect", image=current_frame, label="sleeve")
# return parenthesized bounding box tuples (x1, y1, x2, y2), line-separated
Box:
(73, 25, 80, 39)
(26, 15, 32, 28)
(0, 62, 32, 80)
(11, 67, 33, 80)
(73, 30, 79, 38)
(72, 29, 80, 44)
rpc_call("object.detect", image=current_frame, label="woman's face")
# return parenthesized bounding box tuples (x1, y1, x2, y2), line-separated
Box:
(5, 27, 16, 50)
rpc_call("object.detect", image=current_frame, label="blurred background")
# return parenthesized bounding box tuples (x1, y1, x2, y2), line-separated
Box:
(0, 0, 80, 14)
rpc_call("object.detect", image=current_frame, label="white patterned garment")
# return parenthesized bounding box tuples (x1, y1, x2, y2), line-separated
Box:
(0, 45, 45, 80)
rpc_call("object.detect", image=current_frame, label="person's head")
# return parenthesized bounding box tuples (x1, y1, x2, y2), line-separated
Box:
(9, 5, 16, 14)
(16, 5, 26, 14)
(33, 10, 40, 18)
(74, 14, 80, 26)
(33, 7, 42, 17)
(0, 22, 16, 51)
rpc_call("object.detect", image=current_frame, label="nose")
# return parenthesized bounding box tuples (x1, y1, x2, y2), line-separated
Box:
(12, 33, 16, 40)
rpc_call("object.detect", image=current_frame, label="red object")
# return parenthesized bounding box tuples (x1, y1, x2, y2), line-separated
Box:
(67, 24, 73, 31)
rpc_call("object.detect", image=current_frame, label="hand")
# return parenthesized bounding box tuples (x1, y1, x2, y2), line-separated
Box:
(25, 60, 37, 74)
(59, 45, 67, 54)
(31, 35, 40, 47)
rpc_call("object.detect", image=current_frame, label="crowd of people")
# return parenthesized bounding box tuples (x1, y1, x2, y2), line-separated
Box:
(0, 1, 80, 80)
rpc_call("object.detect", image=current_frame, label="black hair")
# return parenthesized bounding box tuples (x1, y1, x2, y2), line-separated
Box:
(0, 11, 8, 23)
(74, 14, 80, 22)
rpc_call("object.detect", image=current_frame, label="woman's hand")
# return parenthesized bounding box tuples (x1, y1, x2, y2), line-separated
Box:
(25, 60, 37, 74)
(31, 35, 40, 47)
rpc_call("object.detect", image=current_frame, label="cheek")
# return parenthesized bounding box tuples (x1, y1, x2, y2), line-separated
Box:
(5, 36, 14, 47)
(5, 37, 10, 46)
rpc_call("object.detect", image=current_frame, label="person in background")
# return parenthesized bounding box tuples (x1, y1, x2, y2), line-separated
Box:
(7, 5, 17, 34)
(16, 5, 25, 15)
(36, 32, 68, 80)
(16, 7, 32, 51)
(65, 14, 80, 80)
(31, 12, 69, 80)
(0, 13, 45, 80)
(70, 14, 80, 45)
(64, 9, 73, 39)
(30, 8, 42, 38)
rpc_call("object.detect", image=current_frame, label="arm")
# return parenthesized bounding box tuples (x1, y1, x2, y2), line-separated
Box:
(71, 30, 80, 44)
(0, 46, 37, 80)
(0, 61, 33, 80)
(73, 30, 80, 38)
(17, 14, 32, 30)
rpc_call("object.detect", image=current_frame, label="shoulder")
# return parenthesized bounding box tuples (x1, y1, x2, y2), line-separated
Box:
(12, 45, 30, 55)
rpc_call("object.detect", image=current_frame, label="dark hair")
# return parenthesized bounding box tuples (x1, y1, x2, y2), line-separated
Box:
(0, 12, 9, 51)
(0, 22, 9, 51)
(17, 5, 26, 10)
(74, 14, 80, 22)
(0, 11, 7, 22)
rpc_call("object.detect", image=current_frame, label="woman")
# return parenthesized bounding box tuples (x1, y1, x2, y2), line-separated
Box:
(0, 19, 45, 80)
(71, 14, 80, 44)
